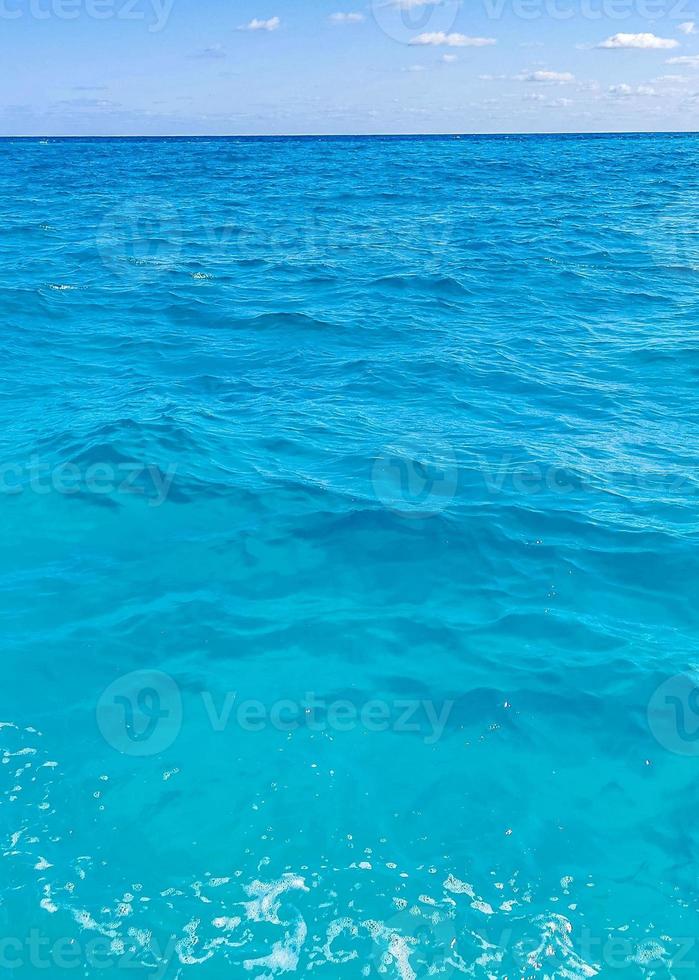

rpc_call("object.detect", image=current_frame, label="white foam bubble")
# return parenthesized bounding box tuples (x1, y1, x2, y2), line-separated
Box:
(243, 874, 309, 924)
(322, 918, 359, 964)
(243, 917, 307, 977)
(443, 873, 475, 898)
(213, 915, 241, 931)
(176, 918, 215, 966)
(363, 919, 417, 980)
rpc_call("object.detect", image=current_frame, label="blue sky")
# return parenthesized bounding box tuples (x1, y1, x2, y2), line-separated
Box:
(1, 0, 698, 134)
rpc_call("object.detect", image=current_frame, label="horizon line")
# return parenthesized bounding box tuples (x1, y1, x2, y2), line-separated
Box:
(1, 130, 698, 140)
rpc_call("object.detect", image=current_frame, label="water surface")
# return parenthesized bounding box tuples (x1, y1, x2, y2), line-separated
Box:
(1, 134, 698, 977)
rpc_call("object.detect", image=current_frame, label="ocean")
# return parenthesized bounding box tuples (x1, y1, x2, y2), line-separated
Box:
(1, 133, 698, 978)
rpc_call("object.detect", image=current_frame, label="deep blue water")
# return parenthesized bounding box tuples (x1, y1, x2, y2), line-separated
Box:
(1, 134, 698, 978)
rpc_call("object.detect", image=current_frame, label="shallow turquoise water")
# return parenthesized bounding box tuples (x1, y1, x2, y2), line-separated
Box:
(1, 134, 698, 977)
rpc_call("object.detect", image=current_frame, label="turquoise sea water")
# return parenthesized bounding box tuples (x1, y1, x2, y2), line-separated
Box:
(1, 134, 698, 978)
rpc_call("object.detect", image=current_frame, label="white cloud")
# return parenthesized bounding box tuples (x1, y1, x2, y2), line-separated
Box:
(330, 11, 365, 22)
(678, 21, 696, 34)
(609, 83, 657, 95)
(242, 16, 280, 31)
(442, 53, 458, 63)
(548, 97, 573, 107)
(523, 92, 545, 101)
(405, 64, 426, 71)
(410, 32, 496, 47)
(597, 33, 679, 49)
(667, 54, 699, 66)
(517, 69, 575, 82)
